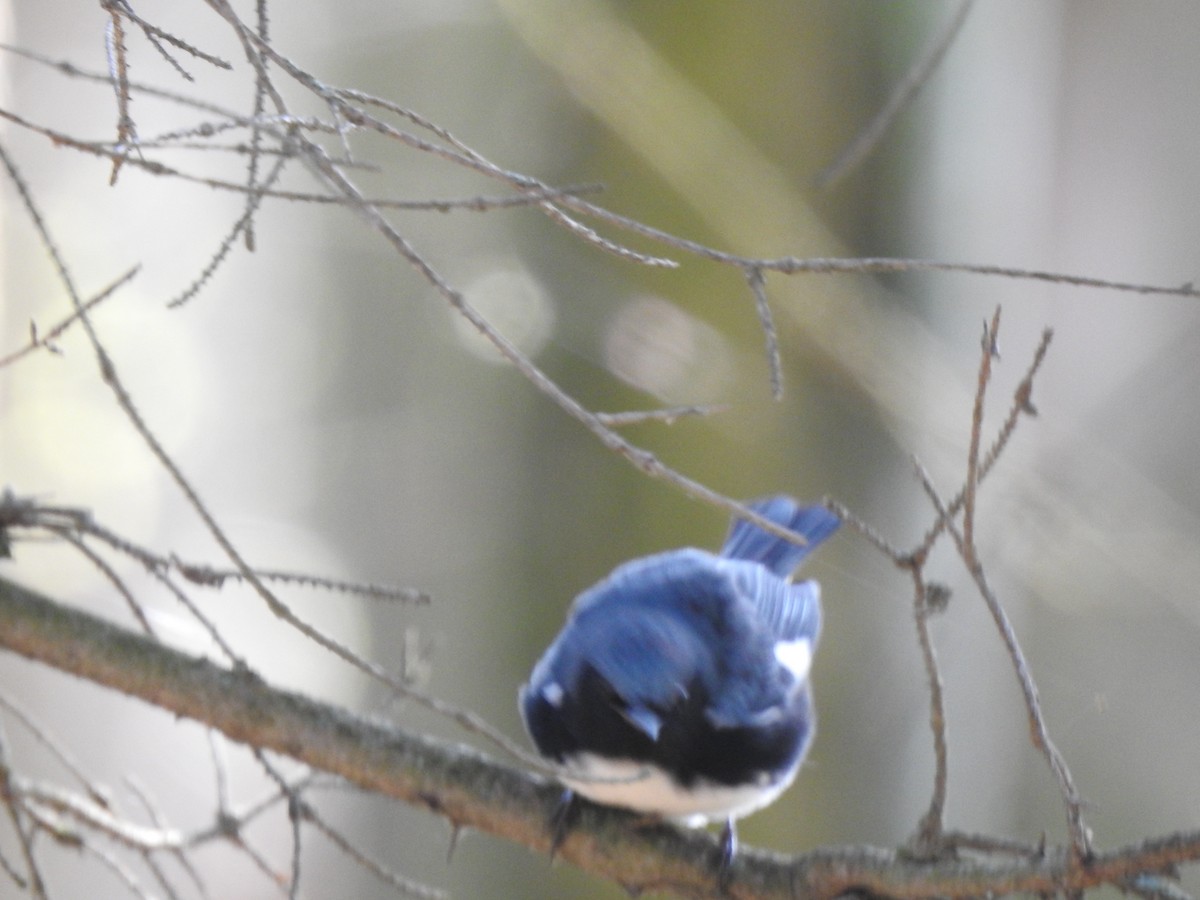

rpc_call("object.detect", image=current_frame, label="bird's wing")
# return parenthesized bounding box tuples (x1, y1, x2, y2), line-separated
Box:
(575, 608, 704, 741)
(702, 563, 821, 730)
(563, 551, 739, 740)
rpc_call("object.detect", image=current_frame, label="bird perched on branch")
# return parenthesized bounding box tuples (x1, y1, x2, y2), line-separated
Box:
(520, 496, 839, 873)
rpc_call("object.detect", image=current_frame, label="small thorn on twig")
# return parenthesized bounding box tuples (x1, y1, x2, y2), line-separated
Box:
(1014, 382, 1038, 416)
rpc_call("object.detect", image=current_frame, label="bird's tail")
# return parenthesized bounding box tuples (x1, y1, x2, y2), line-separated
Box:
(720, 496, 839, 576)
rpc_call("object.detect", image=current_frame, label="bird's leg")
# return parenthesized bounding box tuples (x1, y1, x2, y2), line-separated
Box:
(548, 788, 578, 861)
(717, 818, 738, 889)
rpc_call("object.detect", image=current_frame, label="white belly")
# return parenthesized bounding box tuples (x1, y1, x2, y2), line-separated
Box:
(559, 754, 800, 827)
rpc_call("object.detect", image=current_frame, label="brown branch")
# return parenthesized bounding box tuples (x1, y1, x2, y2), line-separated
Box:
(963, 307, 1001, 556)
(2, 576, 1198, 900)
(959, 312, 1091, 861)
(101, 0, 136, 185)
(906, 564, 949, 855)
(914, 458, 1091, 865)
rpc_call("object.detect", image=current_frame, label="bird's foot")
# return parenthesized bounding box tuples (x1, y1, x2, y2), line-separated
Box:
(716, 818, 738, 891)
(548, 788, 578, 861)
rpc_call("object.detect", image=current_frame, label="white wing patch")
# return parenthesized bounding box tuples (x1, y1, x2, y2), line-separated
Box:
(773, 638, 812, 682)
(541, 681, 565, 707)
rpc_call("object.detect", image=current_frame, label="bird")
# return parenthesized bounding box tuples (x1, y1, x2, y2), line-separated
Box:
(519, 495, 839, 872)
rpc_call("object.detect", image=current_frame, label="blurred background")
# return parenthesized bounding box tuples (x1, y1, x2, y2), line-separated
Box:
(3, 1, 1200, 897)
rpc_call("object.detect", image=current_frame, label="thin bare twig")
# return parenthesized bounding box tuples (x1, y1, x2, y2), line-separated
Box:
(815, 0, 978, 188)
(963, 307, 1002, 554)
(916, 442, 1091, 863)
(6, 38, 1198, 307)
(744, 266, 784, 400)
(196, 742, 289, 895)
(0, 694, 107, 810)
(885, 320, 1067, 864)
(907, 563, 949, 855)
(758, 254, 1200, 298)
(233, 87, 822, 550)
(3, 492, 427, 610)
(533, 192, 1200, 298)
(960, 537, 1092, 862)
(305, 806, 448, 899)
(45, 527, 157, 636)
(0, 763, 47, 899)
(242, 0, 271, 251)
(594, 404, 725, 427)
(958, 315, 1090, 859)
(167, 151, 288, 308)
(251, 750, 305, 900)
(910, 325, 1053, 562)
(102, 0, 232, 75)
(170, 558, 430, 603)
(3, 132, 434, 713)
(979, 327, 1053, 477)
(822, 497, 906, 561)
(102, 1, 137, 185)
(0, 265, 139, 368)
(123, 776, 206, 900)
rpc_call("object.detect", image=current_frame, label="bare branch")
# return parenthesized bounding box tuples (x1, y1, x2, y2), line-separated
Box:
(0, 266, 139, 368)
(0, 721, 49, 899)
(102, 0, 233, 75)
(906, 562, 950, 855)
(979, 327, 1053, 477)
(101, 0, 137, 185)
(915, 447, 1091, 863)
(815, 0, 978, 188)
(744, 266, 784, 400)
(242, 0, 271, 251)
(963, 307, 1002, 556)
(2, 576, 1198, 899)
(304, 804, 447, 900)
(0, 693, 115, 808)
(594, 405, 726, 428)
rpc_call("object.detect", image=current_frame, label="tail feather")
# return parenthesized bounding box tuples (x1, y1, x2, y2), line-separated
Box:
(720, 496, 839, 576)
